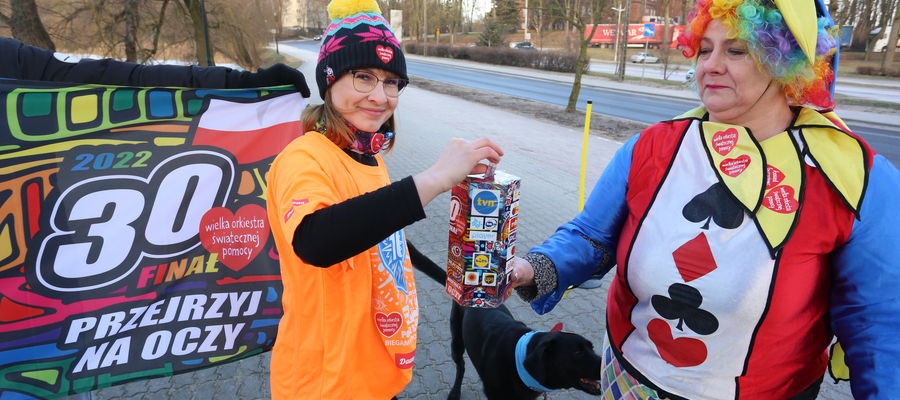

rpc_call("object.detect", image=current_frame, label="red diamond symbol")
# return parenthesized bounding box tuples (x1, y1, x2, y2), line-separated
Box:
(672, 233, 717, 282)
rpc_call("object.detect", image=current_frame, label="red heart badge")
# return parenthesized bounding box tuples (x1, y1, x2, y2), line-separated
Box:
(375, 45, 394, 63)
(711, 128, 739, 156)
(766, 165, 785, 190)
(647, 318, 707, 367)
(719, 155, 751, 177)
(375, 312, 403, 337)
(199, 204, 270, 272)
(763, 185, 799, 214)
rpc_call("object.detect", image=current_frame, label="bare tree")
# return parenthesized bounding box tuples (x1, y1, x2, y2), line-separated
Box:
(123, 0, 139, 62)
(882, 2, 899, 72)
(0, 0, 55, 49)
(545, 0, 607, 112)
(865, 0, 893, 60)
(614, 0, 631, 81)
(141, 0, 173, 63)
(851, 0, 874, 49)
(181, 0, 215, 65)
(660, 0, 673, 79)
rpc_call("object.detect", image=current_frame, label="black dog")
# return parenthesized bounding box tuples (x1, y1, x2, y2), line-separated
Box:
(448, 302, 603, 400)
(405, 241, 603, 400)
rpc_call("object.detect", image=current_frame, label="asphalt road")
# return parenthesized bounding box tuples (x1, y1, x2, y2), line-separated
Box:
(282, 40, 899, 166)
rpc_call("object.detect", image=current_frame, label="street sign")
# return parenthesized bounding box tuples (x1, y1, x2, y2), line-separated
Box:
(644, 23, 655, 37)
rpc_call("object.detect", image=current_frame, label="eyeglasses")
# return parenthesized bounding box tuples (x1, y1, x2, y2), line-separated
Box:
(348, 70, 408, 97)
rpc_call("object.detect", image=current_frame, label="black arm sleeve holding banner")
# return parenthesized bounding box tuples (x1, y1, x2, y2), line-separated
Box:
(293, 176, 427, 268)
(0, 36, 310, 96)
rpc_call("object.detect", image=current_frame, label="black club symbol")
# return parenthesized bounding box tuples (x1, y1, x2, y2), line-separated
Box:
(651, 283, 719, 335)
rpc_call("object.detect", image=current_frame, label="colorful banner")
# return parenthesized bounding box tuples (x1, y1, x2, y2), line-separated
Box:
(0, 79, 307, 399)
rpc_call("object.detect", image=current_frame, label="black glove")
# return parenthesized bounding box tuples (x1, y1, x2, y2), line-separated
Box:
(238, 63, 311, 98)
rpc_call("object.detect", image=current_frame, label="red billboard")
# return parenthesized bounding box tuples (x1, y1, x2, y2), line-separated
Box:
(585, 24, 685, 47)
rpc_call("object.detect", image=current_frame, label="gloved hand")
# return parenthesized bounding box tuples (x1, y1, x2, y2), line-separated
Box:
(238, 63, 311, 97)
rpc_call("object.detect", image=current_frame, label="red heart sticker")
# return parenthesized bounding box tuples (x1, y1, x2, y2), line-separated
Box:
(370, 133, 387, 152)
(647, 318, 707, 367)
(375, 312, 403, 337)
(711, 128, 739, 156)
(719, 155, 751, 177)
(199, 204, 270, 272)
(375, 45, 394, 63)
(765, 165, 785, 190)
(763, 185, 799, 214)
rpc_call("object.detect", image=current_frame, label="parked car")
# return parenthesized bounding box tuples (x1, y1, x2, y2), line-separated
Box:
(313, 34, 323, 41)
(513, 41, 536, 50)
(630, 52, 659, 63)
(685, 68, 695, 82)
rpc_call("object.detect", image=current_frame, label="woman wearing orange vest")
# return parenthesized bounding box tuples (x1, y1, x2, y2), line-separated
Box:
(265, 0, 503, 398)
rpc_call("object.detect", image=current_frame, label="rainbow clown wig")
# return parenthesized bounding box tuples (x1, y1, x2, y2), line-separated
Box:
(677, 0, 839, 110)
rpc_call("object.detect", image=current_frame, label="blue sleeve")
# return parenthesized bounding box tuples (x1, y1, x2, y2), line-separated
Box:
(831, 154, 900, 399)
(529, 134, 636, 315)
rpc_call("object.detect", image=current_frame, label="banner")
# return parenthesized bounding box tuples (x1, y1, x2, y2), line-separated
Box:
(0, 79, 307, 399)
(585, 24, 686, 47)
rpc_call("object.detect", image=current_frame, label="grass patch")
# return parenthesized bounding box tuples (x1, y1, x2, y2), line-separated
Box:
(260, 48, 303, 69)
(836, 96, 900, 110)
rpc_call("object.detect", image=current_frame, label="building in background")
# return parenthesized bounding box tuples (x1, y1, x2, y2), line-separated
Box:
(281, 0, 329, 35)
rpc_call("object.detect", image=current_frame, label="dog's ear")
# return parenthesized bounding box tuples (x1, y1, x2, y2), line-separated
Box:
(523, 333, 556, 383)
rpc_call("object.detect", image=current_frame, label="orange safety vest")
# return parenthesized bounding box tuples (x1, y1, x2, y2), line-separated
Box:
(266, 132, 418, 399)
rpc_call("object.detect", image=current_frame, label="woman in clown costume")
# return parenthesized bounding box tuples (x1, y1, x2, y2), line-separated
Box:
(509, 0, 899, 398)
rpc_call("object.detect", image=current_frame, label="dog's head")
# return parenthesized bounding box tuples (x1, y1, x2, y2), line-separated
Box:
(523, 331, 603, 395)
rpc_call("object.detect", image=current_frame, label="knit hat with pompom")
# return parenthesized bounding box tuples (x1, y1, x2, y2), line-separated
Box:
(315, 0, 406, 99)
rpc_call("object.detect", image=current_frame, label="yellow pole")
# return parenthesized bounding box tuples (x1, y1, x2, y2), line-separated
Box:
(579, 101, 593, 211)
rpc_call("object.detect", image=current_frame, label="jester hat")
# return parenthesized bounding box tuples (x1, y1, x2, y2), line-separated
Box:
(678, 0, 839, 110)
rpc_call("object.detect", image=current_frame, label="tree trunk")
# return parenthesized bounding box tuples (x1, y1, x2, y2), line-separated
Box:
(882, 9, 900, 72)
(8, 0, 55, 50)
(564, 0, 572, 51)
(829, 0, 840, 26)
(183, 0, 215, 66)
(865, 0, 892, 61)
(124, 0, 139, 62)
(615, 1, 631, 80)
(852, 0, 872, 49)
(567, 27, 590, 112)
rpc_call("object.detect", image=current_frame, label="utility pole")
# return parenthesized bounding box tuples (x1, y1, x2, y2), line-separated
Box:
(423, 0, 428, 55)
(612, 4, 625, 63)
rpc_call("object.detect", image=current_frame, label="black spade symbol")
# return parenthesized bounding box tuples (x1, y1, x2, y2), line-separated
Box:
(682, 183, 744, 230)
(651, 283, 719, 335)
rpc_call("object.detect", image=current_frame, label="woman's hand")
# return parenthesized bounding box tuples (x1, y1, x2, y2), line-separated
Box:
(507, 256, 535, 288)
(414, 137, 503, 206)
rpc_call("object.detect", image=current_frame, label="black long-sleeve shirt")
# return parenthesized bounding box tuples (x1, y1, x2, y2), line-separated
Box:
(293, 152, 427, 267)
